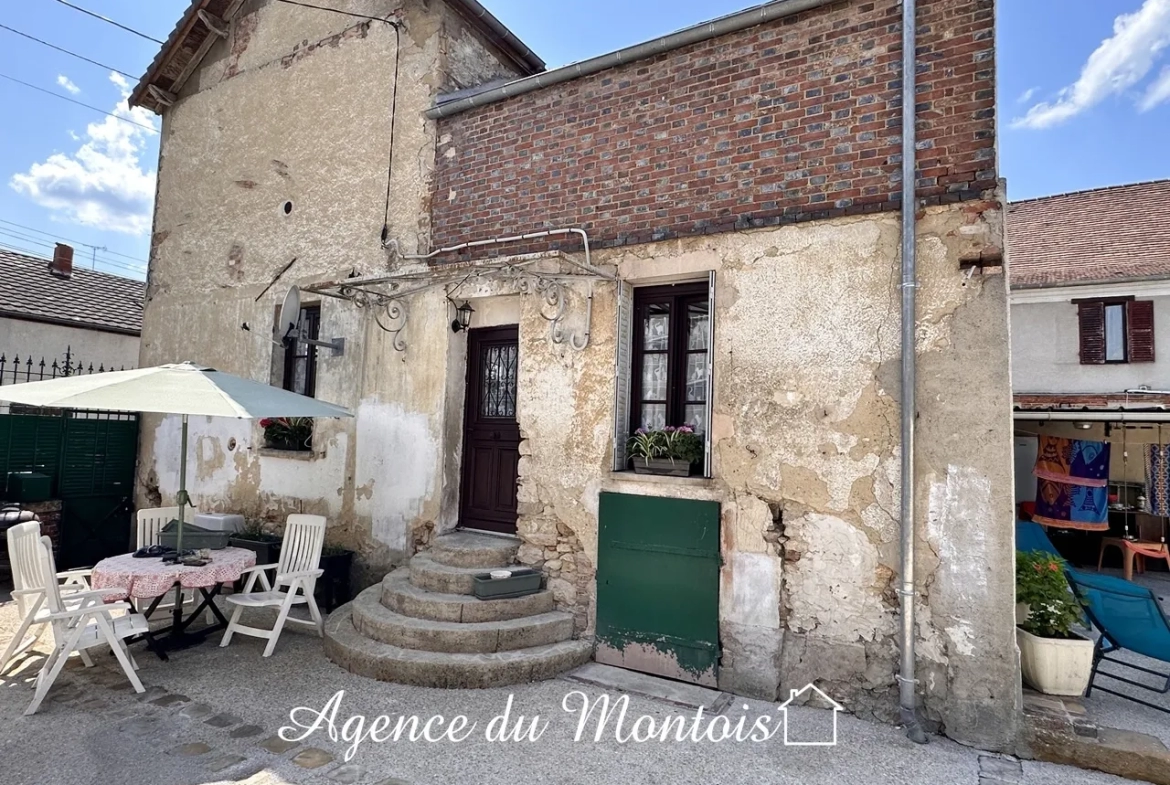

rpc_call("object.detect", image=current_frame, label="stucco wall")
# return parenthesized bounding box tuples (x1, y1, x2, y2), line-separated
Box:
(1010, 295, 1169, 393)
(1, 317, 139, 371)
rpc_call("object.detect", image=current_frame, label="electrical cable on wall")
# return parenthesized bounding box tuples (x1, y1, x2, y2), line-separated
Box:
(268, 0, 402, 249)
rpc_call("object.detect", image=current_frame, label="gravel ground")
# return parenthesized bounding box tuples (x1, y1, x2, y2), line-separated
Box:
(0, 589, 1141, 785)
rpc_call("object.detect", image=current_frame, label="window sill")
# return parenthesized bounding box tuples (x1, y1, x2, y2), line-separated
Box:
(256, 447, 317, 461)
(608, 471, 714, 488)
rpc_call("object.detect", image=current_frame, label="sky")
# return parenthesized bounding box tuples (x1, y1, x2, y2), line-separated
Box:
(0, 1, 1169, 281)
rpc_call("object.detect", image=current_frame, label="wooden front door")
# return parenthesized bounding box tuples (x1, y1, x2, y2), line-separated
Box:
(459, 326, 520, 534)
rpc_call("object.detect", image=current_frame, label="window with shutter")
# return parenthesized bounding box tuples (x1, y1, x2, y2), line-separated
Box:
(1128, 300, 1155, 363)
(1077, 301, 1106, 365)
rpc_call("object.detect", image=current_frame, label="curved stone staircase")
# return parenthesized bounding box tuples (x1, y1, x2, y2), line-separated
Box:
(324, 531, 593, 687)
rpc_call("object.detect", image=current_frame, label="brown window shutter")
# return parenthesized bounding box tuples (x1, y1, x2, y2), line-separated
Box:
(1128, 300, 1155, 363)
(1077, 302, 1106, 364)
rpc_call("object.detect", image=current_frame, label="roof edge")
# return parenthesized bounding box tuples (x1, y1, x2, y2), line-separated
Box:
(1008, 177, 1170, 208)
(0, 310, 142, 338)
(427, 0, 835, 119)
(1010, 272, 1170, 291)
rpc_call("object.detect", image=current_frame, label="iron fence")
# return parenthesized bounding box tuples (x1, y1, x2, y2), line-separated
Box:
(0, 348, 136, 420)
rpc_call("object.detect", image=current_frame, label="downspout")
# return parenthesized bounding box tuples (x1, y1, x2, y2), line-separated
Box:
(898, 0, 928, 745)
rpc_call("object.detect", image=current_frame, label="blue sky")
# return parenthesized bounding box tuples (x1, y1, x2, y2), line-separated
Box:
(0, 1, 1168, 279)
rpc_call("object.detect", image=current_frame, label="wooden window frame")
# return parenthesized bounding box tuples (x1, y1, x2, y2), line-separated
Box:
(1075, 297, 1155, 365)
(282, 304, 321, 397)
(629, 281, 709, 434)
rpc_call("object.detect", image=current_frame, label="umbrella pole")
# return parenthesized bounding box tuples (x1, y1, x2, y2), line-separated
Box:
(177, 414, 188, 553)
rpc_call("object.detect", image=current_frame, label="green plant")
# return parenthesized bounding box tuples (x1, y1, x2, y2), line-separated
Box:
(260, 417, 313, 450)
(627, 425, 702, 465)
(1016, 551, 1081, 639)
(236, 519, 282, 543)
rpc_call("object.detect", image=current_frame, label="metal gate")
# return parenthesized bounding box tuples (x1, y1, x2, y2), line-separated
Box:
(596, 491, 721, 686)
(0, 410, 138, 569)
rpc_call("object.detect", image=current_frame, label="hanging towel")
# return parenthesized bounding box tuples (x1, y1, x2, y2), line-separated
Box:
(1034, 435, 1111, 487)
(1146, 444, 1170, 517)
(1032, 479, 1110, 531)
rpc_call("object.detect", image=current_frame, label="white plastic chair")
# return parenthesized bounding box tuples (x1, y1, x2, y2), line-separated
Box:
(1, 521, 93, 673)
(24, 534, 148, 714)
(220, 514, 326, 657)
(134, 505, 203, 617)
(136, 505, 200, 550)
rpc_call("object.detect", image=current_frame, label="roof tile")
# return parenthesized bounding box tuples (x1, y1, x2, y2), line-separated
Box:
(1007, 179, 1170, 288)
(0, 249, 144, 335)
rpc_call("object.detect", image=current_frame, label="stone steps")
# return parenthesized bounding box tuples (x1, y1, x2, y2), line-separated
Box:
(350, 585, 574, 653)
(325, 605, 593, 689)
(427, 531, 518, 568)
(324, 530, 593, 688)
(380, 570, 554, 623)
(409, 552, 490, 595)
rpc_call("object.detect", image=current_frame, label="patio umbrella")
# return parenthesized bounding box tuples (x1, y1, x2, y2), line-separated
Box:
(0, 362, 353, 552)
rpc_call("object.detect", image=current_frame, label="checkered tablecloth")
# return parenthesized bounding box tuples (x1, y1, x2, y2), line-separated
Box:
(90, 546, 257, 600)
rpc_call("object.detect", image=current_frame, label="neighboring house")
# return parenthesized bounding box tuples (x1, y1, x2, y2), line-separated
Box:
(0, 245, 143, 374)
(1008, 180, 1170, 553)
(131, 0, 1015, 748)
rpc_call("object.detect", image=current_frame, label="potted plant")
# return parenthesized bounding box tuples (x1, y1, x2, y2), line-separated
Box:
(317, 544, 355, 612)
(1016, 550, 1095, 696)
(229, 519, 283, 567)
(260, 417, 313, 451)
(628, 425, 702, 476)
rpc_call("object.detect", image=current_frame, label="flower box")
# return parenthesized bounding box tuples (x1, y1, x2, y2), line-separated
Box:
(632, 457, 694, 477)
(259, 417, 313, 452)
(1017, 627, 1095, 696)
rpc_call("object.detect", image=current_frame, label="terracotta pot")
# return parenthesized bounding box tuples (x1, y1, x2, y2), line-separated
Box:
(1017, 627, 1095, 696)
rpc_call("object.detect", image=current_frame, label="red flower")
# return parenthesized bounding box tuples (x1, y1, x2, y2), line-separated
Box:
(1049, 563, 1060, 572)
(259, 418, 274, 428)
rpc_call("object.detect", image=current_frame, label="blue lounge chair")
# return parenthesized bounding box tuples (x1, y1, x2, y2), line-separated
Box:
(1016, 520, 1062, 558)
(1065, 569, 1170, 713)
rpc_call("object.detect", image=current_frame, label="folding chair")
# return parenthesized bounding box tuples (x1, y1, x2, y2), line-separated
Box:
(1017, 520, 1063, 558)
(1, 521, 93, 673)
(1066, 569, 1170, 713)
(24, 535, 148, 715)
(220, 514, 326, 657)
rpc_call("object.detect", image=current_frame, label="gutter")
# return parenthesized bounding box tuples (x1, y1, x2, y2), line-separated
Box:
(449, 0, 545, 74)
(897, 0, 927, 745)
(1014, 411, 1170, 423)
(426, 0, 834, 119)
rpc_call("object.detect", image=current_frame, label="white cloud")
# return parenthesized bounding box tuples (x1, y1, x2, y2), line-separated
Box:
(56, 75, 80, 95)
(1140, 65, 1170, 109)
(10, 72, 157, 236)
(1012, 0, 1170, 129)
(1016, 87, 1037, 104)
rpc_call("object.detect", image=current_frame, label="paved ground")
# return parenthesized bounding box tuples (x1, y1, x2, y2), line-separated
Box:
(1084, 568, 1170, 749)
(0, 590, 1142, 785)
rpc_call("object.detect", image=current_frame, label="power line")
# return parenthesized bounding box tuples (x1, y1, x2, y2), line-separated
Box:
(0, 219, 149, 264)
(0, 230, 146, 274)
(0, 73, 156, 132)
(0, 227, 147, 271)
(0, 240, 145, 279)
(51, 0, 164, 44)
(0, 23, 137, 79)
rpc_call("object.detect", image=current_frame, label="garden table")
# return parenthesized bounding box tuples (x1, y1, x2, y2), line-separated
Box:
(90, 547, 256, 659)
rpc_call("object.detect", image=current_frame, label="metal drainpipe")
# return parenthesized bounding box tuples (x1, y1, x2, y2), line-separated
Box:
(898, 0, 928, 745)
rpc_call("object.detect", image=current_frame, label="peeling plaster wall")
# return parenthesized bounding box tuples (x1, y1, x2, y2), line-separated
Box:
(491, 204, 1017, 750)
(138, 0, 460, 586)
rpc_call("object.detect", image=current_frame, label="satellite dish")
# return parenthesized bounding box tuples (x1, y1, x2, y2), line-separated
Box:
(274, 285, 346, 357)
(278, 286, 302, 346)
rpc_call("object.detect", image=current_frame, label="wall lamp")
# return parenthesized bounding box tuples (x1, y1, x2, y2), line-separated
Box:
(450, 300, 475, 333)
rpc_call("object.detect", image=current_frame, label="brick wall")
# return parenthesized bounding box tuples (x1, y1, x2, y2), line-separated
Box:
(431, 0, 995, 252)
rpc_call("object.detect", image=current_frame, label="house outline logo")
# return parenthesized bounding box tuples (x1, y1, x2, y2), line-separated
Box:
(777, 683, 844, 746)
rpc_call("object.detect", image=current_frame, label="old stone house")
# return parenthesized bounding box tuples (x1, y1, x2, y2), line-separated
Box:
(132, 0, 1017, 749)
